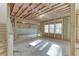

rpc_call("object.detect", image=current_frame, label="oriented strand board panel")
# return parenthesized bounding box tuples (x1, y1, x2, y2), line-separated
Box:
(0, 24, 7, 56)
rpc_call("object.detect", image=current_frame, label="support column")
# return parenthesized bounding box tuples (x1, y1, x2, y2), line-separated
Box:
(63, 17, 68, 41)
(14, 18, 17, 40)
(70, 3, 76, 56)
(7, 4, 14, 56)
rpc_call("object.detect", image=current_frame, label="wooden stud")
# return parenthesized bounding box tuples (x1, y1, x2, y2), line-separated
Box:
(70, 3, 76, 56)
(63, 17, 68, 41)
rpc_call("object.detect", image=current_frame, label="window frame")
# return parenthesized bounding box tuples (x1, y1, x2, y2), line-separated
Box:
(49, 24, 55, 33)
(44, 24, 49, 33)
(55, 23, 63, 34)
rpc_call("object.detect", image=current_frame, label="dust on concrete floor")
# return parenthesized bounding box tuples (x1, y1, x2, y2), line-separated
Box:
(13, 35, 70, 56)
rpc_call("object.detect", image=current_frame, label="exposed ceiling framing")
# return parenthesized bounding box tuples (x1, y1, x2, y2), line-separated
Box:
(8, 3, 71, 22)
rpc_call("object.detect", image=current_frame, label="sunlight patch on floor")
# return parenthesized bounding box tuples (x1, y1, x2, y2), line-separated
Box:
(40, 42, 49, 50)
(29, 39, 62, 56)
(29, 40, 42, 46)
(46, 44, 62, 56)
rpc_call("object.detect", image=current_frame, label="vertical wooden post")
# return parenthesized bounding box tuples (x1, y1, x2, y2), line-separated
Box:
(48, 24, 50, 38)
(70, 3, 76, 56)
(54, 21, 56, 39)
(40, 22, 44, 37)
(7, 5, 14, 56)
(14, 18, 17, 40)
(63, 17, 68, 41)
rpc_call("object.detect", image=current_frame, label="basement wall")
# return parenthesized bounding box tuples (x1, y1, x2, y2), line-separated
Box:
(14, 18, 40, 39)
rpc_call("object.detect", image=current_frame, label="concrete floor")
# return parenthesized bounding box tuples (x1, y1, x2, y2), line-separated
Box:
(13, 35, 70, 56)
(76, 49, 79, 56)
(76, 43, 79, 56)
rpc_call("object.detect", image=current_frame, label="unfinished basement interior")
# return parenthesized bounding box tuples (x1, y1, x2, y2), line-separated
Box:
(0, 3, 79, 56)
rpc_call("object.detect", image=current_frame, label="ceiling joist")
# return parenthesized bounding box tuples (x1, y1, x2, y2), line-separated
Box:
(9, 3, 71, 22)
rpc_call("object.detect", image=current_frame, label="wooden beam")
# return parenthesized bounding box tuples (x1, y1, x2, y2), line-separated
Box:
(36, 4, 70, 16)
(70, 3, 76, 56)
(8, 3, 15, 15)
(52, 6, 70, 14)
(24, 4, 46, 18)
(15, 3, 27, 16)
(26, 7, 70, 21)
(17, 3, 32, 17)
(19, 3, 36, 18)
(22, 3, 41, 18)
(11, 3, 23, 16)
(26, 4, 70, 19)
(15, 4, 24, 16)
(24, 3, 50, 19)
(36, 4, 63, 16)
(63, 17, 68, 41)
(25, 3, 59, 19)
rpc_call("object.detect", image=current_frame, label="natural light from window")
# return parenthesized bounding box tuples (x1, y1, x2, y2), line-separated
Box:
(46, 44, 62, 56)
(55, 23, 62, 34)
(44, 25, 48, 33)
(29, 40, 42, 46)
(49, 24, 54, 33)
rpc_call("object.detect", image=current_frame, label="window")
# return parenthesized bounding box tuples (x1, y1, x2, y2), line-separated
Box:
(49, 24, 54, 33)
(44, 23, 62, 34)
(55, 23, 62, 34)
(44, 25, 48, 33)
